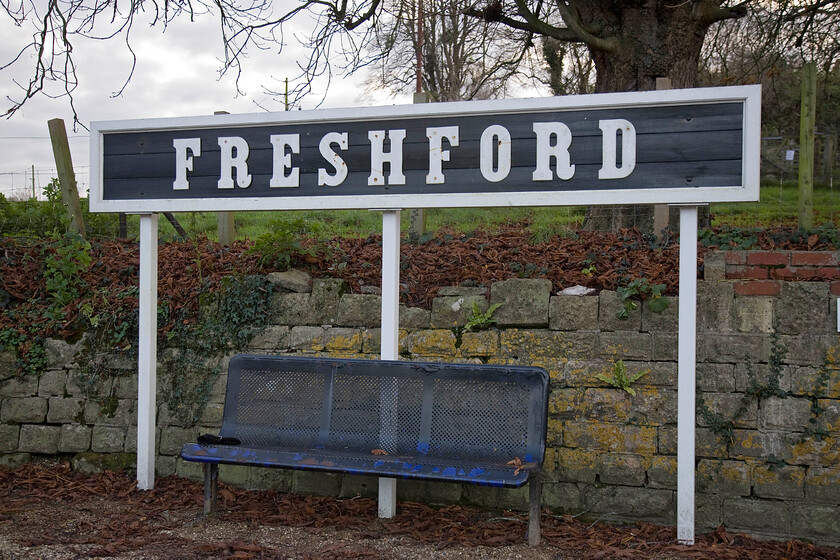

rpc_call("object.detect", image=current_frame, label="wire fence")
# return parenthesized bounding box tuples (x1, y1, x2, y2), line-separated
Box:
(760, 134, 838, 187)
(0, 166, 91, 201)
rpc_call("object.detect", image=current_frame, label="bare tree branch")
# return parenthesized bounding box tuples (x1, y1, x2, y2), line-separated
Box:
(3, 0, 840, 121)
(462, 1, 580, 42)
(783, 0, 838, 22)
(693, 1, 750, 26)
(554, 0, 617, 52)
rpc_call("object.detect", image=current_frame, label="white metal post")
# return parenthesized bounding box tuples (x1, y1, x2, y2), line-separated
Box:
(137, 214, 159, 490)
(378, 209, 401, 518)
(677, 206, 698, 544)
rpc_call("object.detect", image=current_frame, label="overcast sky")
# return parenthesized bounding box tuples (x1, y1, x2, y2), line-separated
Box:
(0, 8, 411, 199)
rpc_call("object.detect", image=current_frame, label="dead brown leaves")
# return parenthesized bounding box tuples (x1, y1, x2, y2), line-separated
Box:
(1, 462, 840, 559)
(317, 225, 686, 308)
(3, 224, 835, 344)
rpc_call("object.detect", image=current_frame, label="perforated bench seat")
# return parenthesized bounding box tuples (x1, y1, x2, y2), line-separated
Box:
(179, 444, 538, 487)
(180, 354, 549, 545)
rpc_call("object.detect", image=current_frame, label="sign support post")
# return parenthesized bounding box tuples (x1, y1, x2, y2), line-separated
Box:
(378, 209, 401, 518)
(677, 205, 698, 545)
(137, 213, 159, 490)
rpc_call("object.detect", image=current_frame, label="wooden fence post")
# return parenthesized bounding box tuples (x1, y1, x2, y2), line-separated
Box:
(798, 62, 816, 230)
(47, 118, 87, 238)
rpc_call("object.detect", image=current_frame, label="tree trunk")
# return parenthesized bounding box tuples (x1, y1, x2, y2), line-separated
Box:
(579, 2, 711, 232)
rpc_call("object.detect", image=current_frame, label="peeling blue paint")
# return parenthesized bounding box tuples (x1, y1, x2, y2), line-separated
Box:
(468, 468, 485, 477)
(443, 467, 457, 477)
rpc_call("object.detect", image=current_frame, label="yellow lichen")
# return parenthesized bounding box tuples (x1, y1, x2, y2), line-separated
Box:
(564, 421, 656, 454)
(459, 331, 499, 357)
(408, 329, 457, 357)
(325, 332, 362, 352)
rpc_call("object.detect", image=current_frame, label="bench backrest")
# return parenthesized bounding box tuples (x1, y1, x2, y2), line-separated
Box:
(219, 354, 549, 466)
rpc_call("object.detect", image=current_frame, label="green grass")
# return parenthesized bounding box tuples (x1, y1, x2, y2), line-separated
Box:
(3, 182, 837, 242)
(132, 207, 585, 243)
(710, 183, 840, 228)
(154, 184, 838, 242)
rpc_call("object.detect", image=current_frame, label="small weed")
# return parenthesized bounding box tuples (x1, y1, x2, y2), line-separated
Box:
(595, 360, 648, 396)
(464, 302, 502, 333)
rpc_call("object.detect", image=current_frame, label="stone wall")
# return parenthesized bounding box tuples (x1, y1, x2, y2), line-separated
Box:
(1, 255, 839, 545)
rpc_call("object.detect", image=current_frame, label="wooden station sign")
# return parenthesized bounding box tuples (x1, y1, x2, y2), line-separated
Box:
(89, 85, 760, 213)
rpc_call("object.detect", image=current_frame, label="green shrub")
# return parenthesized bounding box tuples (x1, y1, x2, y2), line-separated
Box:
(43, 233, 92, 314)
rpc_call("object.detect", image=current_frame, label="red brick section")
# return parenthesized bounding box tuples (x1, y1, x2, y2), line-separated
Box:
(746, 252, 789, 267)
(734, 281, 781, 296)
(831, 282, 840, 296)
(794, 268, 820, 279)
(769, 267, 796, 280)
(725, 251, 747, 265)
(726, 265, 768, 280)
(816, 267, 840, 280)
(791, 252, 839, 267)
(720, 250, 840, 292)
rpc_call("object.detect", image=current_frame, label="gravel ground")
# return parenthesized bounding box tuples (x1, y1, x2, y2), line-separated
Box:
(0, 493, 560, 560)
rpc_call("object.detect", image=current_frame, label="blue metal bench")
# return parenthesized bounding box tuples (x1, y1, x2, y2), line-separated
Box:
(180, 354, 549, 545)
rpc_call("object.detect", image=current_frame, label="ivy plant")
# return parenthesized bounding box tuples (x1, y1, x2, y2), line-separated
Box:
(616, 278, 668, 319)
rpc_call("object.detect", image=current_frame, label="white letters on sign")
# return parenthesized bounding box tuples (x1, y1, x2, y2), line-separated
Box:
(480, 125, 512, 183)
(218, 136, 252, 189)
(426, 126, 460, 184)
(319, 132, 349, 187)
(598, 119, 637, 179)
(171, 120, 639, 190)
(532, 122, 575, 181)
(369, 130, 407, 186)
(172, 138, 201, 190)
(270, 134, 300, 188)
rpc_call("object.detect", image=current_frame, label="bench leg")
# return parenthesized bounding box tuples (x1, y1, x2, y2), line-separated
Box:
(526, 472, 541, 547)
(204, 463, 218, 515)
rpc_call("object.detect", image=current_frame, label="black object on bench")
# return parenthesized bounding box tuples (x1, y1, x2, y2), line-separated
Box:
(180, 354, 549, 545)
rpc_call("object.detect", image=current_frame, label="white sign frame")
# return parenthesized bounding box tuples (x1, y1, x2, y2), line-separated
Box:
(90, 85, 761, 214)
